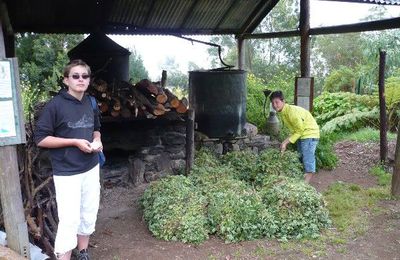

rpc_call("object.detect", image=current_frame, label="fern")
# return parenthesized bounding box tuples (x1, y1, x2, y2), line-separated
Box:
(321, 108, 379, 134)
(314, 92, 378, 126)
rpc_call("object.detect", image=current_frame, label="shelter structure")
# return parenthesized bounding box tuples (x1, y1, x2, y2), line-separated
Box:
(1, 0, 400, 257)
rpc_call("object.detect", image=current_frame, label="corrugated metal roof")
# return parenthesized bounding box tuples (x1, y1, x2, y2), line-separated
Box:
(3, 0, 279, 35)
(321, 0, 400, 5)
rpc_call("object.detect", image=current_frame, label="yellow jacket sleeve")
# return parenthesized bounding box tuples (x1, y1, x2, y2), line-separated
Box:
(280, 104, 320, 143)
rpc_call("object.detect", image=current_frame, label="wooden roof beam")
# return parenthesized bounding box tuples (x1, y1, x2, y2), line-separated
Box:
(240, 0, 280, 34)
(309, 17, 400, 35)
(240, 17, 400, 39)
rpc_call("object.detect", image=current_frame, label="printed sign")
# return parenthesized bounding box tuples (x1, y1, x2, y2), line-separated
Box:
(0, 59, 25, 146)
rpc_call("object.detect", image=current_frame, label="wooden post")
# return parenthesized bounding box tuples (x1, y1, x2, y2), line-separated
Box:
(0, 20, 30, 258)
(300, 0, 310, 77)
(237, 37, 245, 70)
(185, 109, 195, 176)
(393, 123, 400, 197)
(161, 70, 167, 88)
(0, 146, 30, 258)
(378, 50, 387, 163)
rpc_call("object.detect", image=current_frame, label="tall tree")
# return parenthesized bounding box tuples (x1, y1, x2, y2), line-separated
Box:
(16, 33, 84, 115)
(128, 48, 149, 83)
(207, 0, 300, 86)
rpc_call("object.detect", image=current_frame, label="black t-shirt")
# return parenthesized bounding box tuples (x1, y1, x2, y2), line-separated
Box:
(34, 89, 101, 176)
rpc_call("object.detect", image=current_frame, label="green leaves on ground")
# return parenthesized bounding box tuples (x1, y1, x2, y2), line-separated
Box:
(222, 149, 303, 186)
(141, 175, 209, 243)
(141, 149, 331, 244)
(260, 176, 331, 241)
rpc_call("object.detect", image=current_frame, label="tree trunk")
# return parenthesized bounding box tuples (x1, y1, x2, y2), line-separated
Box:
(392, 126, 400, 197)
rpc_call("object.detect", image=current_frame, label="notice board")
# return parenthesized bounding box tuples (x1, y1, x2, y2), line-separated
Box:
(0, 58, 25, 146)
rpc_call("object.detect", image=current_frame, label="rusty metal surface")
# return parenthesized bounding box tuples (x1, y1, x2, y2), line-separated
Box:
(4, 0, 279, 35)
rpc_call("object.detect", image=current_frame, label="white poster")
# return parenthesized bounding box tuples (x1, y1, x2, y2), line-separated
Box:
(0, 61, 12, 98)
(0, 100, 16, 137)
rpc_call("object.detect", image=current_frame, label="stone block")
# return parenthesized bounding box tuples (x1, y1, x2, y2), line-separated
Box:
(161, 132, 186, 145)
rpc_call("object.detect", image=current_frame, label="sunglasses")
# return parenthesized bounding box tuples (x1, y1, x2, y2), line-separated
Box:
(69, 74, 91, 80)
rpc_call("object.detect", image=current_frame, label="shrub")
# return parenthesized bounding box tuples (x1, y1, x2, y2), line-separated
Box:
(385, 76, 400, 130)
(321, 108, 379, 134)
(246, 74, 268, 132)
(207, 189, 277, 242)
(222, 149, 303, 186)
(316, 133, 338, 170)
(323, 66, 356, 93)
(313, 92, 378, 126)
(141, 175, 209, 244)
(260, 176, 331, 240)
(141, 150, 331, 243)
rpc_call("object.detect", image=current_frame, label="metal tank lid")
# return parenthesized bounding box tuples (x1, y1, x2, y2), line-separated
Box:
(189, 69, 246, 74)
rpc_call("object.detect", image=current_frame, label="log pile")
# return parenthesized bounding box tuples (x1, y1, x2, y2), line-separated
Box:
(88, 77, 188, 120)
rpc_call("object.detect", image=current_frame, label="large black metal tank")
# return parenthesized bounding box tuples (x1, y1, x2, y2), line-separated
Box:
(189, 70, 247, 138)
(68, 32, 130, 83)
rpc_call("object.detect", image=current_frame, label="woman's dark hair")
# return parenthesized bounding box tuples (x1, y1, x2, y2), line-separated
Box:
(269, 90, 284, 102)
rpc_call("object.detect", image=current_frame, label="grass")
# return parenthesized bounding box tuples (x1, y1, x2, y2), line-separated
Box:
(334, 127, 396, 143)
(247, 175, 393, 259)
(369, 165, 392, 186)
(323, 182, 391, 236)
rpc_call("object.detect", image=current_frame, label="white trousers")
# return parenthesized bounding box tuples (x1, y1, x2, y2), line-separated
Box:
(53, 164, 100, 255)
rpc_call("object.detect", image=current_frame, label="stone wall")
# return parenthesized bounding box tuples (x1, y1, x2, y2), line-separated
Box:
(101, 119, 187, 187)
(101, 121, 276, 187)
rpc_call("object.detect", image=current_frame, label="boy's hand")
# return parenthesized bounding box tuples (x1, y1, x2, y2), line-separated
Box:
(280, 138, 290, 153)
(75, 139, 93, 153)
(90, 140, 103, 152)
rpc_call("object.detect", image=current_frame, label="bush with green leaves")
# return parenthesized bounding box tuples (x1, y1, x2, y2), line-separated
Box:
(313, 92, 378, 126)
(315, 133, 338, 170)
(207, 189, 277, 242)
(246, 72, 298, 134)
(323, 66, 356, 93)
(259, 176, 331, 240)
(256, 149, 303, 181)
(221, 149, 303, 186)
(141, 175, 209, 244)
(246, 74, 269, 132)
(321, 108, 379, 134)
(141, 149, 331, 243)
(385, 76, 400, 130)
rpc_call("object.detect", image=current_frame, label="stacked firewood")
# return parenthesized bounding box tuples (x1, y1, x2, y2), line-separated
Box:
(89, 78, 188, 120)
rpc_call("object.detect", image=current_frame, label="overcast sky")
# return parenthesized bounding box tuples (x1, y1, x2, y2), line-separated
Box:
(108, 0, 400, 80)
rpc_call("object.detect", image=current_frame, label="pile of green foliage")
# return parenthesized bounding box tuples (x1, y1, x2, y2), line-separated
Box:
(222, 149, 303, 186)
(260, 176, 331, 240)
(141, 175, 209, 243)
(141, 149, 331, 244)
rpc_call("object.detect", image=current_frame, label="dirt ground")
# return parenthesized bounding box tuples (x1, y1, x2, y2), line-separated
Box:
(90, 141, 400, 260)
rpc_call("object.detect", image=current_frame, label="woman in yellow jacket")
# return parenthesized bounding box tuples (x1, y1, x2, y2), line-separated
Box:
(270, 91, 320, 183)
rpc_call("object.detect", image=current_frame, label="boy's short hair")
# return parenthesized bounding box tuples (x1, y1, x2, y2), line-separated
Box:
(269, 90, 284, 102)
(63, 59, 91, 77)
